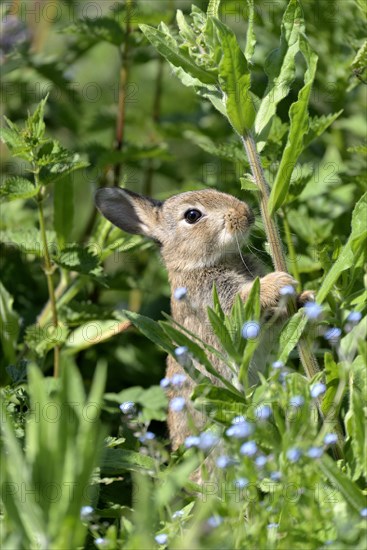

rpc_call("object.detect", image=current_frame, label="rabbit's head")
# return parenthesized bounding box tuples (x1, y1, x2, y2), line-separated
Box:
(95, 188, 254, 271)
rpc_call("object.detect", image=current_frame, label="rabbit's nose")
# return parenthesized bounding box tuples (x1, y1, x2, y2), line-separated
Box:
(225, 206, 252, 231)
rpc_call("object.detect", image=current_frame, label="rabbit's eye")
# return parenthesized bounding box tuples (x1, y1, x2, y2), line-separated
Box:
(184, 209, 202, 224)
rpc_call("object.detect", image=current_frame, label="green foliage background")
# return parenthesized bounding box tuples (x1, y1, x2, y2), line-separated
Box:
(0, 1, 366, 549)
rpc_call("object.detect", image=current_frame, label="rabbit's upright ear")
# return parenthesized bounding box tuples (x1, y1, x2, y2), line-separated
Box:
(95, 188, 163, 240)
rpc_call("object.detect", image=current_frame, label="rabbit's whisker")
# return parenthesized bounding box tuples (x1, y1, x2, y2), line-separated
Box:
(235, 232, 256, 278)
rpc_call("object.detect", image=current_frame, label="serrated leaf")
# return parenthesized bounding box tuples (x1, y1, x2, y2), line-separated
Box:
(25, 322, 68, 356)
(0, 228, 56, 257)
(0, 177, 39, 202)
(61, 17, 125, 46)
(317, 193, 367, 303)
(213, 17, 256, 135)
(140, 24, 217, 85)
(240, 175, 259, 192)
(268, 35, 318, 215)
(304, 111, 343, 147)
(184, 130, 247, 163)
(207, 0, 221, 17)
(0, 282, 20, 364)
(55, 244, 100, 274)
(244, 0, 256, 62)
(255, 0, 302, 140)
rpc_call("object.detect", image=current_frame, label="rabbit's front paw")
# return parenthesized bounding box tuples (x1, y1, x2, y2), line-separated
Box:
(259, 271, 298, 308)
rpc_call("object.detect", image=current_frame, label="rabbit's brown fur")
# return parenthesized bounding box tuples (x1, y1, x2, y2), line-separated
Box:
(95, 187, 299, 450)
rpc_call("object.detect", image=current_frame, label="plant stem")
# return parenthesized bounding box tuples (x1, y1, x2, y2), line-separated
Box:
(283, 209, 301, 287)
(114, 0, 132, 187)
(143, 57, 165, 196)
(241, 132, 320, 369)
(36, 178, 60, 377)
(241, 131, 344, 459)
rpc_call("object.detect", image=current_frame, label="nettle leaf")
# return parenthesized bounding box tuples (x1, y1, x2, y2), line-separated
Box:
(140, 23, 217, 85)
(304, 111, 343, 147)
(184, 130, 247, 163)
(240, 175, 259, 193)
(94, 143, 170, 168)
(317, 192, 367, 303)
(25, 322, 68, 356)
(213, 18, 256, 135)
(55, 244, 101, 274)
(59, 302, 113, 326)
(25, 95, 48, 142)
(268, 35, 318, 215)
(61, 17, 125, 46)
(255, 0, 302, 142)
(38, 141, 89, 184)
(0, 282, 20, 364)
(0, 177, 39, 202)
(0, 228, 57, 257)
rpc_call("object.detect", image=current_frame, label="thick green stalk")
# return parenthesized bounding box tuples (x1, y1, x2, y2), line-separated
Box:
(36, 174, 60, 377)
(241, 130, 322, 379)
(241, 131, 344, 459)
(240, 134, 319, 369)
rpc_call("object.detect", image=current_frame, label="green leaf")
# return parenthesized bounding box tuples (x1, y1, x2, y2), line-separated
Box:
(319, 454, 366, 513)
(278, 311, 308, 363)
(345, 355, 367, 479)
(240, 175, 259, 193)
(207, 306, 240, 363)
(140, 24, 217, 85)
(0, 282, 20, 364)
(317, 193, 367, 303)
(61, 16, 125, 46)
(255, 0, 302, 139)
(39, 141, 89, 184)
(244, 0, 256, 62)
(184, 130, 247, 163)
(55, 244, 100, 274)
(101, 448, 156, 474)
(25, 322, 68, 356)
(122, 310, 175, 355)
(53, 177, 74, 248)
(0, 228, 56, 257)
(64, 318, 130, 353)
(213, 18, 256, 135)
(238, 278, 261, 384)
(268, 35, 318, 215)
(105, 386, 168, 423)
(304, 111, 343, 147)
(0, 177, 39, 202)
(207, 0, 221, 17)
(26, 95, 48, 142)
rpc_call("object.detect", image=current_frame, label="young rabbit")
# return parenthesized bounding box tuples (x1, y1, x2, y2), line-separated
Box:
(95, 187, 300, 450)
